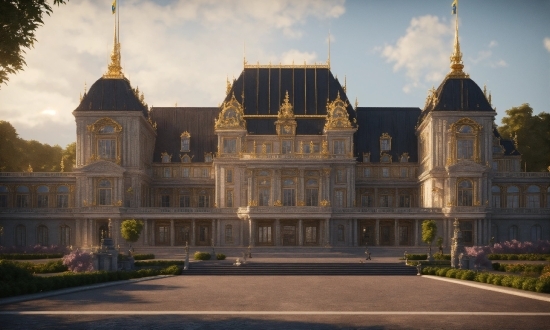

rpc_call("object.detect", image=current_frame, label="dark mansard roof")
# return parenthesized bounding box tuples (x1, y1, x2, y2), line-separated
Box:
(224, 65, 356, 135)
(149, 107, 220, 163)
(74, 78, 148, 117)
(493, 127, 521, 156)
(355, 107, 421, 163)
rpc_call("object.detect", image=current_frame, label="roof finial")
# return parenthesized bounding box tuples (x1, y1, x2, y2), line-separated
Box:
(354, 97, 358, 109)
(226, 76, 231, 95)
(327, 30, 331, 69)
(104, 0, 124, 79)
(343, 75, 347, 93)
(449, 0, 467, 78)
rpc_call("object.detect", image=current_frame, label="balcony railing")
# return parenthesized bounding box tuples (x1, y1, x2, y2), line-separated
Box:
(0, 172, 74, 177)
(493, 172, 550, 178)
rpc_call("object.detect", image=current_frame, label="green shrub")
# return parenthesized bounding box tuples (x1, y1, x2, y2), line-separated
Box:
(445, 269, 458, 278)
(0, 253, 64, 260)
(405, 254, 427, 260)
(491, 275, 503, 286)
(512, 276, 527, 289)
(535, 277, 550, 293)
(433, 253, 451, 260)
(522, 278, 537, 291)
(133, 254, 155, 260)
(160, 265, 181, 275)
(437, 267, 450, 276)
(0, 260, 34, 282)
(460, 270, 476, 281)
(216, 253, 226, 260)
(475, 272, 489, 283)
(491, 262, 500, 271)
(193, 251, 211, 260)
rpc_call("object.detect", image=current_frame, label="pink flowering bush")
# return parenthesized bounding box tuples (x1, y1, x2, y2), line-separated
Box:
(464, 246, 492, 268)
(491, 240, 550, 254)
(62, 249, 94, 273)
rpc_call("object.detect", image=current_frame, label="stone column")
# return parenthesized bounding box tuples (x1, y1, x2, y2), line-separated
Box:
(249, 218, 254, 247)
(375, 219, 380, 246)
(325, 218, 330, 246)
(298, 169, 305, 205)
(414, 219, 419, 246)
(170, 219, 175, 246)
(240, 218, 244, 246)
(191, 219, 196, 246)
(143, 219, 148, 246)
(352, 219, 357, 247)
(394, 219, 399, 246)
(211, 219, 216, 246)
(275, 219, 281, 246)
(217, 219, 222, 247)
(298, 219, 303, 246)
(151, 219, 156, 246)
(76, 219, 81, 247)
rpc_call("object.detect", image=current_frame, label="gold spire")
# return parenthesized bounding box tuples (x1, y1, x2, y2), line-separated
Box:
(103, 1, 124, 79)
(448, 0, 468, 78)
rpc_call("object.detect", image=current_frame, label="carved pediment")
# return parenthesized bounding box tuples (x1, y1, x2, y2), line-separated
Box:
(324, 92, 352, 130)
(78, 160, 125, 175)
(215, 93, 246, 130)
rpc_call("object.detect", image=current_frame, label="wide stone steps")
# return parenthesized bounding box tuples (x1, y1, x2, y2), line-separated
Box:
(182, 262, 417, 276)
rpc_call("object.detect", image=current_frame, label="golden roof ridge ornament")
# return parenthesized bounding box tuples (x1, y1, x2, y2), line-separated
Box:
(448, 0, 469, 78)
(278, 90, 295, 119)
(103, 0, 124, 79)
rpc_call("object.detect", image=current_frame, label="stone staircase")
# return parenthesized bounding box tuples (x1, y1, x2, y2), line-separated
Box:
(182, 262, 417, 276)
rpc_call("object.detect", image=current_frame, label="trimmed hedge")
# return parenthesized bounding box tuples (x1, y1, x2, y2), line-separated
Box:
(405, 254, 427, 260)
(134, 260, 184, 267)
(488, 254, 550, 261)
(216, 253, 226, 260)
(0, 253, 64, 260)
(133, 254, 155, 260)
(0, 262, 181, 299)
(421, 266, 550, 294)
(491, 263, 546, 276)
(194, 252, 211, 261)
(433, 253, 451, 261)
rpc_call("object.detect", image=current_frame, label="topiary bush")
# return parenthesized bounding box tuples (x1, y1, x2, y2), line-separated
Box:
(193, 251, 211, 261)
(216, 253, 226, 260)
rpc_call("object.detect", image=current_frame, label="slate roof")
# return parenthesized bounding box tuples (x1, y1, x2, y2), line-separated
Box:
(493, 127, 521, 156)
(355, 107, 421, 163)
(74, 78, 148, 116)
(149, 107, 220, 163)
(225, 65, 356, 135)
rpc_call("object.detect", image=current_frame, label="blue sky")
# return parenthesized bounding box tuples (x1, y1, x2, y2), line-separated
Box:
(0, 0, 548, 147)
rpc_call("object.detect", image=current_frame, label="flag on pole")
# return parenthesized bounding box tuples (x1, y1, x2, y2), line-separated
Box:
(112, 0, 116, 14)
(452, 0, 457, 15)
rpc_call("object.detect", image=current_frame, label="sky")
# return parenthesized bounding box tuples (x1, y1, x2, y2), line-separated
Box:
(0, 0, 549, 147)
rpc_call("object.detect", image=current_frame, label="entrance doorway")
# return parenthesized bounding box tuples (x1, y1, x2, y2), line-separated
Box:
(282, 225, 297, 246)
(257, 221, 274, 246)
(195, 222, 211, 246)
(358, 220, 375, 246)
(303, 220, 319, 246)
(379, 220, 394, 246)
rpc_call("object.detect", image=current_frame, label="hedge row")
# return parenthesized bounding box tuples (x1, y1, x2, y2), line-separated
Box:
(404, 254, 451, 261)
(0, 253, 64, 260)
(407, 260, 451, 267)
(132, 254, 155, 260)
(8, 260, 68, 274)
(0, 264, 181, 299)
(422, 266, 550, 293)
(491, 263, 548, 275)
(488, 254, 550, 261)
(134, 260, 185, 267)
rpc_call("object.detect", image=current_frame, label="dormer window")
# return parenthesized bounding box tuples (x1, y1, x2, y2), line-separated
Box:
(363, 152, 370, 163)
(181, 154, 191, 163)
(161, 152, 171, 163)
(180, 131, 190, 152)
(204, 153, 213, 162)
(380, 153, 392, 163)
(380, 133, 392, 152)
(400, 153, 409, 163)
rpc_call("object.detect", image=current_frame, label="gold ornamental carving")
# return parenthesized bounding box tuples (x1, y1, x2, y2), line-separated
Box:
(275, 91, 297, 136)
(274, 200, 282, 206)
(320, 199, 330, 207)
(248, 199, 258, 207)
(87, 117, 122, 133)
(324, 92, 352, 130)
(215, 93, 246, 130)
(297, 200, 305, 206)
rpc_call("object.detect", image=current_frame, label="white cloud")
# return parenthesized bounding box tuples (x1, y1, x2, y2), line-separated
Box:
(490, 60, 508, 68)
(488, 40, 498, 48)
(379, 15, 452, 93)
(544, 37, 550, 53)
(0, 0, 345, 146)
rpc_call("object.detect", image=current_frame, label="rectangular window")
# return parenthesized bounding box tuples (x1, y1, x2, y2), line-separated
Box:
(181, 138, 190, 152)
(526, 195, 540, 208)
(163, 167, 171, 178)
(0, 195, 7, 207)
(198, 195, 210, 208)
(15, 226, 26, 246)
(507, 196, 519, 209)
(337, 225, 345, 242)
(492, 195, 500, 208)
(98, 139, 116, 159)
(223, 138, 237, 154)
(400, 168, 408, 178)
(226, 169, 233, 183)
(258, 226, 272, 243)
(37, 195, 49, 208)
(179, 195, 190, 208)
(457, 140, 474, 159)
(363, 168, 371, 177)
(226, 190, 233, 207)
(225, 225, 233, 243)
(59, 226, 70, 246)
(382, 168, 390, 178)
(334, 190, 345, 207)
(399, 195, 411, 208)
(305, 226, 317, 243)
(282, 140, 292, 154)
(161, 195, 170, 207)
(283, 188, 295, 206)
(361, 195, 373, 207)
(182, 167, 190, 178)
(333, 140, 345, 154)
(98, 189, 111, 206)
(158, 226, 169, 244)
(202, 168, 210, 178)
(57, 195, 69, 208)
(306, 188, 318, 206)
(259, 188, 270, 206)
(16, 195, 29, 208)
(379, 195, 393, 207)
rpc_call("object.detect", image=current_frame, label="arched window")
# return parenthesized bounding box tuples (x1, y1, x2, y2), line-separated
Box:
(161, 152, 171, 163)
(531, 225, 542, 242)
(15, 225, 26, 246)
(16, 186, 30, 208)
(0, 185, 8, 207)
(509, 225, 519, 241)
(457, 180, 473, 206)
(491, 186, 501, 208)
(506, 186, 519, 208)
(457, 125, 474, 159)
(525, 185, 540, 208)
(37, 225, 48, 246)
(98, 180, 112, 206)
(225, 225, 233, 243)
(37, 185, 49, 208)
(60, 225, 71, 246)
(57, 186, 69, 208)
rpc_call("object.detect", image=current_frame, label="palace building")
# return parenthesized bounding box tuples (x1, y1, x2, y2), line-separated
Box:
(1, 8, 549, 250)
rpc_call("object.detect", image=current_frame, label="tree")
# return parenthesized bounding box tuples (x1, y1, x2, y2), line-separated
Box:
(422, 220, 437, 259)
(498, 104, 550, 172)
(0, 0, 68, 86)
(120, 219, 144, 251)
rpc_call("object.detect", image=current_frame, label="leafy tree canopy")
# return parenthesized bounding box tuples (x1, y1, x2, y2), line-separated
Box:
(0, 0, 68, 86)
(498, 103, 550, 172)
(421, 220, 437, 245)
(121, 219, 144, 244)
(0, 120, 75, 172)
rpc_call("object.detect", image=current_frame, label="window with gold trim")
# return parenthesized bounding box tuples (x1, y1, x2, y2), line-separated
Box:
(37, 186, 49, 208)
(56, 186, 69, 208)
(180, 131, 190, 152)
(457, 179, 473, 206)
(97, 179, 112, 206)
